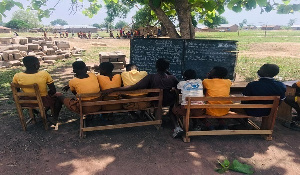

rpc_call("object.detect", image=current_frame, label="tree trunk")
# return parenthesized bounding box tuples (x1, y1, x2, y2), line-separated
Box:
(160, 23, 167, 36)
(174, 0, 195, 39)
(149, 0, 180, 38)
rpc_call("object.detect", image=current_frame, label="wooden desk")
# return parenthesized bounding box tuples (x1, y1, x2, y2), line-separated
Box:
(231, 81, 297, 122)
(231, 81, 247, 94)
(277, 81, 297, 122)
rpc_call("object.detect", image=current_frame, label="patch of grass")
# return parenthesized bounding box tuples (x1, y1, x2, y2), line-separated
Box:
(195, 30, 300, 44)
(236, 56, 300, 81)
(0, 68, 22, 105)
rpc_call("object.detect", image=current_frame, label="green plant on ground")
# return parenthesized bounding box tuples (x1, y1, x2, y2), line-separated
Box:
(215, 159, 254, 174)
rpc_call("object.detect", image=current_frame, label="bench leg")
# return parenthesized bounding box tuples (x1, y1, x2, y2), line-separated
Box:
(263, 134, 272, 141)
(28, 108, 36, 124)
(80, 115, 86, 139)
(182, 134, 190, 143)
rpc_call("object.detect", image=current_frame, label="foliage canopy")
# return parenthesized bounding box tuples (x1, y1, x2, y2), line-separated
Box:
(0, 0, 299, 38)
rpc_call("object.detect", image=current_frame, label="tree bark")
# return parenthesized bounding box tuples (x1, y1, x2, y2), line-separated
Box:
(148, 0, 180, 38)
(160, 22, 167, 36)
(174, 0, 195, 39)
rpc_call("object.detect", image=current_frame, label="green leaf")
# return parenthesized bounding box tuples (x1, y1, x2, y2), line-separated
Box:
(215, 168, 227, 174)
(229, 160, 254, 174)
(152, 0, 161, 8)
(282, 0, 291, 5)
(256, 0, 267, 7)
(217, 5, 225, 14)
(232, 5, 242, 12)
(227, 0, 241, 9)
(223, 159, 230, 167)
(14, 2, 24, 9)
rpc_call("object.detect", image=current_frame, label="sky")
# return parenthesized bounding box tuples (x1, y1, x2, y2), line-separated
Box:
(1, 0, 299, 26)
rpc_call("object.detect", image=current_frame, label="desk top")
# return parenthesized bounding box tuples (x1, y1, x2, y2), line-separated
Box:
(283, 80, 298, 87)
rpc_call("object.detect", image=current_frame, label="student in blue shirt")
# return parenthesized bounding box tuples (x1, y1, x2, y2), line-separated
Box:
(242, 64, 286, 117)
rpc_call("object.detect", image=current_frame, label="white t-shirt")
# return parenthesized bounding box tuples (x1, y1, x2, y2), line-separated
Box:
(177, 79, 204, 105)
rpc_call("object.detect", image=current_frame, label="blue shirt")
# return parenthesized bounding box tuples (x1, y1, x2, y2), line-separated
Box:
(242, 78, 286, 117)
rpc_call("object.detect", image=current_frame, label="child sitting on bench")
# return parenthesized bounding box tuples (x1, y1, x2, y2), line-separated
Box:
(12, 56, 62, 123)
(97, 62, 122, 110)
(202, 66, 232, 129)
(102, 58, 179, 133)
(242, 64, 286, 117)
(171, 69, 205, 135)
(60, 61, 101, 114)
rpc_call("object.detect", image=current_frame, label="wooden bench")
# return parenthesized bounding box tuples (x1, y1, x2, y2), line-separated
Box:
(180, 96, 280, 142)
(77, 89, 163, 138)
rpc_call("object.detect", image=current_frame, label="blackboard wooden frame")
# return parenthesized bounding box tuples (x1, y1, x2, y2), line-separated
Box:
(130, 38, 238, 80)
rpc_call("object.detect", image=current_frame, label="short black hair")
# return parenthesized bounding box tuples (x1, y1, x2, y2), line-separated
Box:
(156, 58, 170, 72)
(72, 61, 86, 70)
(212, 66, 228, 78)
(99, 62, 114, 73)
(184, 69, 197, 80)
(125, 64, 137, 71)
(23, 56, 39, 68)
(257, 64, 279, 77)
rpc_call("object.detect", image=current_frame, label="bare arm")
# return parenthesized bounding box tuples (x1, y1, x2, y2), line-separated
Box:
(47, 83, 57, 96)
(102, 75, 151, 95)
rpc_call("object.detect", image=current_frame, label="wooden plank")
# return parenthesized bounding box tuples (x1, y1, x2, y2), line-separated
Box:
(82, 107, 157, 115)
(186, 104, 274, 109)
(82, 120, 162, 131)
(190, 114, 256, 119)
(16, 92, 37, 97)
(81, 97, 159, 106)
(77, 89, 161, 98)
(187, 96, 279, 101)
(186, 130, 272, 136)
(18, 100, 39, 104)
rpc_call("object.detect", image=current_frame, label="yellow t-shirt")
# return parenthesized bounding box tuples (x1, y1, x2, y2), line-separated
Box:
(121, 70, 147, 86)
(69, 73, 100, 101)
(12, 71, 54, 96)
(202, 79, 232, 116)
(97, 74, 121, 91)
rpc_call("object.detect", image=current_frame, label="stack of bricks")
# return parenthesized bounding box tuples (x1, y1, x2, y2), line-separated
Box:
(0, 36, 86, 68)
(99, 51, 126, 74)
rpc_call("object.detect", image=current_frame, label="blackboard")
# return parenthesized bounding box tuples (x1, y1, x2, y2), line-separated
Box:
(130, 39, 184, 79)
(184, 40, 237, 80)
(130, 38, 237, 80)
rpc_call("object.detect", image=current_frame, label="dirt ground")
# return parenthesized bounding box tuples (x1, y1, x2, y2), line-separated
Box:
(239, 42, 300, 59)
(1, 39, 300, 175)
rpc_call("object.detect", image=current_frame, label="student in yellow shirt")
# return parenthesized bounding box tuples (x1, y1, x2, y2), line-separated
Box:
(12, 56, 62, 123)
(60, 61, 101, 114)
(202, 66, 232, 129)
(97, 62, 122, 110)
(121, 64, 147, 86)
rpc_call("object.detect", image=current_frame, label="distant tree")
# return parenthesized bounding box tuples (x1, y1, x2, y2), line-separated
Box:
(50, 19, 68, 26)
(133, 6, 156, 29)
(5, 19, 30, 29)
(239, 19, 247, 28)
(288, 18, 297, 26)
(204, 16, 229, 28)
(104, 0, 134, 31)
(92, 23, 101, 28)
(11, 10, 41, 28)
(115, 20, 128, 29)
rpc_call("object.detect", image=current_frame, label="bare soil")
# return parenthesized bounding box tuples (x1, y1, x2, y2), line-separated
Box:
(1, 39, 300, 175)
(239, 42, 300, 59)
